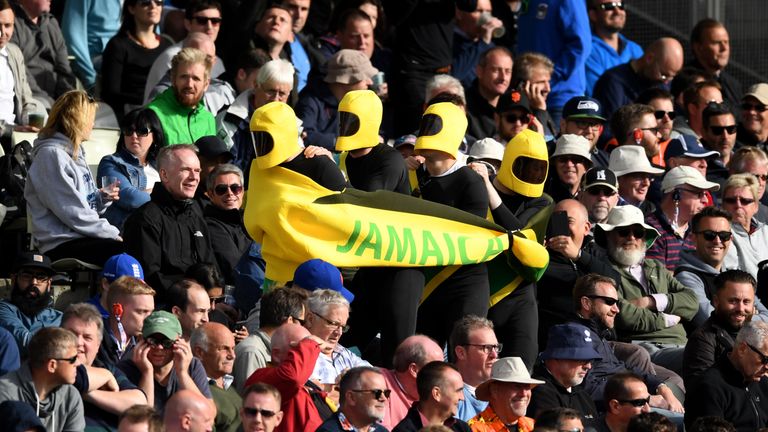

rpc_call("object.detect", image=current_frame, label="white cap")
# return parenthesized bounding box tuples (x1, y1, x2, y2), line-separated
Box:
(551, 134, 592, 163)
(661, 166, 720, 193)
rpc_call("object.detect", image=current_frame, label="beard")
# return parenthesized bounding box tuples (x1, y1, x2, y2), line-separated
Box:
(10, 283, 53, 317)
(608, 242, 646, 267)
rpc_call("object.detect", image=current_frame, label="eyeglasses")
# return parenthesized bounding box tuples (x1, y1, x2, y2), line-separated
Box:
(213, 183, 243, 196)
(139, 0, 163, 7)
(614, 226, 645, 239)
(209, 295, 227, 305)
(654, 110, 676, 121)
(122, 126, 151, 137)
(290, 315, 305, 326)
(463, 343, 504, 354)
(263, 88, 291, 100)
(585, 295, 619, 306)
(586, 186, 617, 197)
(311, 311, 350, 333)
(557, 155, 589, 165)
(597, 1, 624, 11)
(641, 127, 661, 136)
(192, 16, 223, 26)
(747, 343, 768, 365)
(696, 230, 732, 242)
(753, 173, 768, 182)
(617, 396, 651, 407)
(723, 196, 756, 206)
(679, 188, 708, 200)
(146, 336, 175, 349)
(741, 102, 768, 113)
(54, 355, 78, 364)
(350, 389, 392, 399)
(504, 113, 529, 124)
(709, 125, 737, 135)
(242, 407, 278, 418)
(571, 119, 602, 130)
(18, 271, 52, 282)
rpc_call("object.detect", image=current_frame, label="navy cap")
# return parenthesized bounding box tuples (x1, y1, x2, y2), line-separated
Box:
(13, 252, 55, 275)
(496, 89, 531, 114)
(664, 134, 719, 162)
(563, 96, 606, 122)
(293, 259, 355, 303)
(195, 135, 233, 161)
(102, 253, 144, 283)
(541, 323, 602, 361)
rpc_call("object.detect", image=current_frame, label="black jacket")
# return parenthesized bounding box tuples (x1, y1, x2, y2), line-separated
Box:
(204, 205, 253, 285)
(682, 313, 738, 388)
(528, 363, 599, 426)
(685, 353, 768, 432)
(124, 182, 217, 301)
(392, 405, 470, 432)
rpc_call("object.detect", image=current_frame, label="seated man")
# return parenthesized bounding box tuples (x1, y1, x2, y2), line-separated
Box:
(317, 366, 389, 432)
(579, 167, 620, 225)
(88, 253, 145, 318)
(557, 96, 609, 167)
(596, 372, 652, 432)
(465, 47, 514, 140)
(167, 279, 211, 340)
(61, 303, 147, 430)
(118, 311, 212, 412)
(468, 357, 543, 432)
(528, 324, 601, 426)
(493, 89, 534, 143)
(393, 361, 471, 431)
(97, 276, 155, 368)
(163, 389, 216, 432)
(546, 134, 593, 202)
(0, 327, 85, 431)
(596, 205, 698, 374)
(685, 321, 768, 430)
(608, 145, 664, 214)
(0, 252, 61, 354)
(450, 315, 499, 421)
(737, 83, 768, 149)
(190, 322, 241, 432)
(147, 48, 216, 145)
(239, 383, 284, 432)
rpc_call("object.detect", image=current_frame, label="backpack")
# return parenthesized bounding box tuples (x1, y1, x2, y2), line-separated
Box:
(0, 140, 33, 222)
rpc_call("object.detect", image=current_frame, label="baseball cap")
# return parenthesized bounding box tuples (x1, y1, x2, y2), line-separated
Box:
(475, 357, 545, 401)
(582, 167, 618, 192)
(744, 83, 768, 105)
(496, 89, 530, 114)
(393, 134, 417, 149)
(102, 253, 144, 283)
(142, 311, 182, 340)
(13, 252, 56, 275)
(195, 136, 233, 161)
(562, 96, 606, 122)
(661, 166, 720, 193)
(540, 323, 602, 361)
(664, 134, 719, 162)
(468, 138, 505, 163)
(324, 49, 378, 85)
(551, 134, 592, 162)
(293, 259, 355, 303)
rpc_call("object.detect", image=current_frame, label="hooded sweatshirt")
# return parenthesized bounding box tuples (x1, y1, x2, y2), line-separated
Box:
(24, 132, 120, 252)
(0, 363, 85, 432)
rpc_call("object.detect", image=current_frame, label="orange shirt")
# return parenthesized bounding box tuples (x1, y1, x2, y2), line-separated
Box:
(468, 406, 535, 432)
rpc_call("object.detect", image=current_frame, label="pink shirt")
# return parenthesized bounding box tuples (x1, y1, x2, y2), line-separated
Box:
(381, 368, 417, 430)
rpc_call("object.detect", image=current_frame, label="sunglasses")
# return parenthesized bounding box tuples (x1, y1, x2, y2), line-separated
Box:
(19, 271, 52, 282)
(709, 125, 737, 135)
(291, 315, 306, 326)
(747, 343, 768, 365)
(597, 1, 624, 11)
(54, 355, 78, 364)
(586, 186, 616, 197)
(557, 155, 589, 165)
(723, 196, 755, 206)
(679, 188, 708, 200)
(654, 110, 676, 121)
(146, 336, 175, 349)
(192, 16, 222, 26)
(754, 173, 768, 182)
(123, 126, 151, 137)
(586, 295, 619, 306)
(741, 102, 768, 113)
(618, 396, 651, 407)
(641, 127, 661, 136)
(350, 389, 392, 399)
(615, 226, 645, 239)
(242, 407, 278, 418)
(209, 295, 227, 305)
(504, 113, 529, 124)
(696, 230, 732, 242)
(463, 343, 504, 354)
(139, 0, 163, 6)
(214, 183, 243, 196)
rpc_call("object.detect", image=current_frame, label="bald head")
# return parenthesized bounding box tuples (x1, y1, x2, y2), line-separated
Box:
(271, 322, 310, 364)
(392, 335, 444, 373)
(184, 32, 217, 61)
(164, 389, 216, 432)
(643, 37, 684, 83)
(555, 199, 588, 223)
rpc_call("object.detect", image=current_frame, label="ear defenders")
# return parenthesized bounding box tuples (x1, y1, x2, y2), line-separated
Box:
(112, 303, 123, 319)
(632, 128, 643, 145)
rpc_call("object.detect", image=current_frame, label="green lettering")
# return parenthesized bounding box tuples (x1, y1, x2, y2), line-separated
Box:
(419, 231, 443, 266)
(479, 237, 505, 262)
(443, 233, 456, 264)
(354, 222, 382, 259)
(457, 236, 477, 264)
(384, 226, 417, 264)
(337, 219, 361, 253)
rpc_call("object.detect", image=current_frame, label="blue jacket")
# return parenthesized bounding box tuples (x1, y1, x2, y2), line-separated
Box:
(0, 327, 20, 376)
(97, 149, 154, 229)
(516, 0, 591, 108)
(61, 0, 121, 88)
(585, 34, 643, 96)
(295, 82, 338, 151)
(456, 384, 488, 421)
(0, 300, 62, 354)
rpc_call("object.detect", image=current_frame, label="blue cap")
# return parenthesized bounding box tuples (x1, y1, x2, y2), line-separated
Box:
(541, 323, 602, 361)
(664, 134, 719, 162)
(102, 253, 144, 283)
(562, 96, 606, 122)
(293, 259, 355, 303)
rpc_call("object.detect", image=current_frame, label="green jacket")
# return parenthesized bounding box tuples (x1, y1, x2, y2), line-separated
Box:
(613, 258, 698, 345)
(148, 87, 216, 145)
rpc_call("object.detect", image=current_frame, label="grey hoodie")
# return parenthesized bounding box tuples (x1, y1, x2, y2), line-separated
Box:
(24, 132, 120, 252)
(0, 363, 84, 432)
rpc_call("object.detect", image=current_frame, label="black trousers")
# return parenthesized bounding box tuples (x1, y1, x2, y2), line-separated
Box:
(488, 282, 539, 370)
(46, 237, 125, 267)
(342, 267, 425, 368)
(390, 65, 435, 137)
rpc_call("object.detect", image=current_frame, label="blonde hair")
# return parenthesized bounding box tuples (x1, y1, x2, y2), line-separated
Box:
(107, 276, 156, 307)
(730, 146, 768, 173)
(171, 47, 213, 81)
(724, 173, 760, 201)
(40, 90, 97, 159)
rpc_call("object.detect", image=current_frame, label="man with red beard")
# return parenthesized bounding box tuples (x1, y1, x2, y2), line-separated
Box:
(0, 252, 61, 354)
(148, 47, 216, 145)
(682, 270, 763, 388)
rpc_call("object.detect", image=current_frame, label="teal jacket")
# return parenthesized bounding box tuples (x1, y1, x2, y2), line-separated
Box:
(613, 258, 698, 345)
(148, 88, 216, 145)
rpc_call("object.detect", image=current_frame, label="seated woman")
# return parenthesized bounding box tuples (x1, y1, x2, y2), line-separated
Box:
(97, 108, 165, 229)
(101, 0, 172, 122)
(24, 90, 124, 264)
(723, 173, 768, 279)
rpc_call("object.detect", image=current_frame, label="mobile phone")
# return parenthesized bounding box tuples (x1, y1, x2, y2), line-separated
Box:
(549, 211, 570, 238)
(235, 320, 247, 331)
